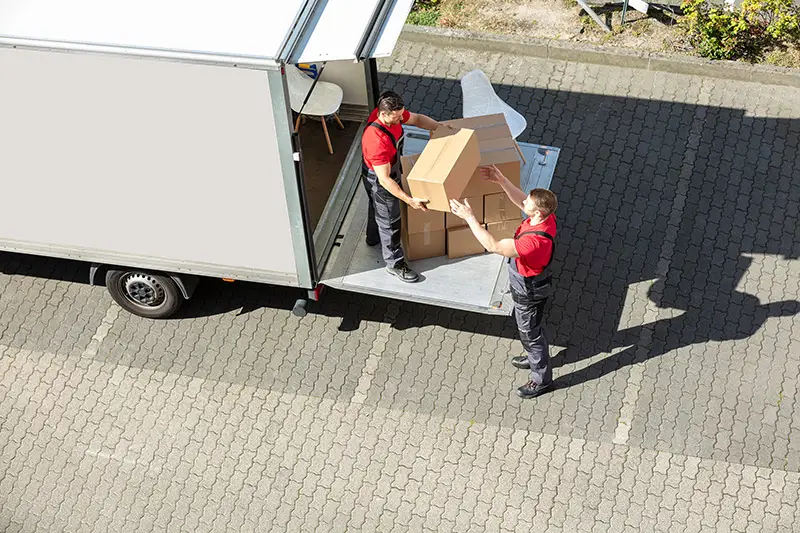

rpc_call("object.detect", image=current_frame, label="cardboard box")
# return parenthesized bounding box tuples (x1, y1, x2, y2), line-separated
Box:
(399, 153, 446, 261)
(484, 192, 522, 223)
(432, 115, 522, 198)
(445, 195, 484, 229)
(406, 128, 480, 212)
(402, 227, 447, 261)
(447, 225, 485, 259)
(400, 154, 446, 235)
(399, 153, 420, 192)
(402, 205, 446, 236)
(486, 219, 520, 242)
(431, 114, 514, 143)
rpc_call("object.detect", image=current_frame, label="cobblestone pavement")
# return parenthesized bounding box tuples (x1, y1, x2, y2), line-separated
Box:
(1, 38, 799, 532)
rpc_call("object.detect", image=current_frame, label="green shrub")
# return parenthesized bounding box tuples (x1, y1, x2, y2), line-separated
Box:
(681, 0, 800, 61)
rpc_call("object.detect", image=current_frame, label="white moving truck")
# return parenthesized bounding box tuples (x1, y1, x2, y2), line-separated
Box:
(0, 0, 559, 319)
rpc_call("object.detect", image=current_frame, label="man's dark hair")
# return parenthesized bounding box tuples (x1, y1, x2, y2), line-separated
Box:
(377, 91, 405, 113)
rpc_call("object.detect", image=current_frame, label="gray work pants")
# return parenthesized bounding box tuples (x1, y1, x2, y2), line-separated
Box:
(362, 165, 404, 268)
(509, 261, 553, 386)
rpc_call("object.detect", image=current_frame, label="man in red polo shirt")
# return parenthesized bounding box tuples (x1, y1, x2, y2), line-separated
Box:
(361, 91, 451, 282)
(449, 165, 558, 399)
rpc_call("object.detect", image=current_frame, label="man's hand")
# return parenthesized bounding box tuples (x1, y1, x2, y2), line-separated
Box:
(449, 198, 476, 222)
(437, 122, 456, 131)
(480, 164, 506, 183)
(408, 197, 429, 211)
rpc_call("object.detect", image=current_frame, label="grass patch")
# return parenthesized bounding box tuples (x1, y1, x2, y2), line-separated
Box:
(407, 9, 441, 26)
(764, 45, 800, 68)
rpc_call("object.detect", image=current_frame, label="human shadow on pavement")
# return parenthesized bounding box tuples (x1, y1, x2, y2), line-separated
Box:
(378, 73, 800, 390)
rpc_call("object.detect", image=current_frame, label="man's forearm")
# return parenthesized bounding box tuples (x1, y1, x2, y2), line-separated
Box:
(467, 217, 500, 253)
(379, 175, 411, 203)
(415, 113, 442, 131)
(499, 176, 528, 210)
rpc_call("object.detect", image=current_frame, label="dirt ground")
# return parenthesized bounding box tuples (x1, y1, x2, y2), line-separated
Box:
(435, 0, 693, 54)
(425, 0, 800, 67)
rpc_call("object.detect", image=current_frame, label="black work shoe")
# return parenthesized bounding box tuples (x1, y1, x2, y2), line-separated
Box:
(516, 380, 552, 399)
(511, 356, 530, 369)
(386, 262, 419, 283)
(366, 236, 380, 247)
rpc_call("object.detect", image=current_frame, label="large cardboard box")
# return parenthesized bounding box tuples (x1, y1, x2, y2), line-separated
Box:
(406, 128, 480, 212)
(445, 195, 484, 229)
(486, 219, 521, 242)
(447, 226, 485, 259)
(432, 114, 522, 199)
(484, 192, 523, 223)
(400, 154, 446, 261)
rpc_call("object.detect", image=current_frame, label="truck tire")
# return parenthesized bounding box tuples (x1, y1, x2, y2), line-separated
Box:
(105, 269, 183, 319)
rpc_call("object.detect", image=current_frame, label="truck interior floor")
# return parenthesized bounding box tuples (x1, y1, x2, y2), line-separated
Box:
(298, 117, 360, 232)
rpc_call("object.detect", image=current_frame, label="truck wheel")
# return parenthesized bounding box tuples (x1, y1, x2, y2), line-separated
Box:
(105, 269, 182, 319)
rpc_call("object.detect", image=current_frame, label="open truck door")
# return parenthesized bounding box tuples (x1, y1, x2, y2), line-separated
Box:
(320, 127, 560, 315)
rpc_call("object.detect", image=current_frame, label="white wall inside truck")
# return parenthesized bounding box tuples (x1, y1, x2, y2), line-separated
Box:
(317, 60, 369, 107)
(0, 47, 298, 281)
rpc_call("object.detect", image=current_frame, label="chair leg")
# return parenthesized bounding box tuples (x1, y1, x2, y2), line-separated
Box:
(294, 114, 302, 133)
(514, 140, 527, 165)
(321, 116, 333, 155)
(333, 113, 345, 130)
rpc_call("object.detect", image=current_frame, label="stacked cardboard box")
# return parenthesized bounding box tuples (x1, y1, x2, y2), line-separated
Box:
(437, 114, 523, 259)
(484, 192, 523, 242)
(398, 114, 525, 261)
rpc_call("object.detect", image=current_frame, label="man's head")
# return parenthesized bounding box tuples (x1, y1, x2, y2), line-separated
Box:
(377, 91, 405, 125)
(522, 188, 557, 221)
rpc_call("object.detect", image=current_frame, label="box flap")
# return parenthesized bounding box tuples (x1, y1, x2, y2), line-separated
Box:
(432, 114, 511, 142)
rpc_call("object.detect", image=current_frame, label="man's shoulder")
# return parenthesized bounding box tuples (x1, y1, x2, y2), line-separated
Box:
(362, 124, 388, 144)
(533, 215, 557, 237)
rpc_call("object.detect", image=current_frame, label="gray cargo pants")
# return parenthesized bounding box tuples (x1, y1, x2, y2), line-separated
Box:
(509, 260, 553, 386)
(362, 163, 404, 268)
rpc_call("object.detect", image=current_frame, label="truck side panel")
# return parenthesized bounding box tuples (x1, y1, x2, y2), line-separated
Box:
(0, 46, 299, 285)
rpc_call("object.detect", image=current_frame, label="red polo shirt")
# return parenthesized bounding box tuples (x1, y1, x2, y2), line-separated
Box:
(361, 108, 410, 170)
(514, 214, 557, 277)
